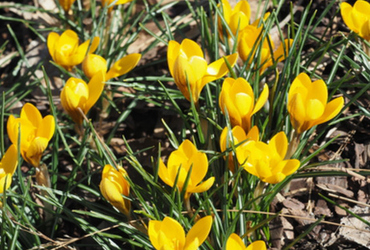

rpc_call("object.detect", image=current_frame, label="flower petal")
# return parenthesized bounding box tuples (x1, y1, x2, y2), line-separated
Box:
(246, 240, 267, 250)
(316, 96, 344, 125)
(37, 115, 55, 141)
(187, 177, 215, 194)
(180, 39, 204, 59)
(185, 216, 212, 250)
(269, 131, 288, 160)
(226, 233, 246, 250)
(167, 40, 181, 77)
(25, 137, 48, 167)
(47, 32, 59, 62)
(85, 71, 105, 114)
(21, 103, 42, 128)
(1, 144, 18, 175)
(106, 53, 141, 80)
(0, 174, 12, 194)
(252, 83, 269, 115)
(201, 53, 238, 86)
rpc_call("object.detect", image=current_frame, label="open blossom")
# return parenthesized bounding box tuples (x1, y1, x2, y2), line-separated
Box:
(236, 131, 300, 184)
(99, 164, 130, 216)
(219, 77, 269, 132)
(148, 216, 212, 250)
(47, 29, 99, 71)
(60, 72, 105, 125)
(287, 73, 344, 134)
(0, 145, 18, 194)
(7, 103, 55, 168)
(82, 53, 141, 80)
(220, 125, 259, 173)
(340, 0, 370, 41)
(158, 139, 215, 200)
(226, 233, 266, 250)
(167, 39, 238, 104)
(238, 24, 292, 72)
(217, 0, 251, 39)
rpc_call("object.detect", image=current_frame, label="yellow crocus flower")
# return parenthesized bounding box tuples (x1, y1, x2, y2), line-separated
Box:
(341, 0, 370, 41)
(220, 125, 259, 173)
(236, 131, 300, 184)
(99, 164, 130, 216)
(148, 216, 212, 250)
(47, 29, 99, 71)
(167, 39, 238, 105)
(226, 233, 266, 250)
(101, 0, 133, 13)
(287, 73, 344, 134)
(238, 24, 292, 72)
(7, 103, 55, 168)
(219, 77, 269, 132)
(82, 53, 141, 80)
(217, 0, 251, 40)
(158, 139, 215, 201)
(0, 145, 18, 193)
(60, 71, 105, 125)
(58, 0, 76, 12)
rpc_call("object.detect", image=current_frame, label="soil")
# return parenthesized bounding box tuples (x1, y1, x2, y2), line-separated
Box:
(1, 0, 370, 249)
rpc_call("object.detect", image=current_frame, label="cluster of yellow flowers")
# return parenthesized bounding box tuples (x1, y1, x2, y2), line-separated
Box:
(47, 29, 141, 127)
(218, 0, 293, 72)
(4, 0, 362, 248)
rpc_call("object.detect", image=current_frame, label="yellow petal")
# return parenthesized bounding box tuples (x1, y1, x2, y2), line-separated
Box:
(180, 39, 204, 59)
(6, 115, 19, 145)
(316, 96, 344, 125)
(173, 54, 206, 102)
(47, 32, 59, 62)
(85, 71, 105, 114)
(246, 240, 267, 250)
(252, 84, 269, 115)
(106, 53, 141, 80)
(89, 37, 100, 54)
(148, 220, 163, 250)
(0, 144, 18, 175)
(280, 159, 300, 177)
(25, 137, 48, 168)
(55, 30, 79, 66)
(71, 38, 90, 66)
(288, 93, 306, 133)
(201, 53, 238, 87)
(273, 39, 293, 63)
(82, 54, 107, 79)
(229, 12, 250, 35)
(219, 79, 243, 128)
(234, 0, 251, 23)
(361, 19, 370, 40)
(185, 216, 212, 250)
(341, 2, 357, 32)
(0, 174, 12, 194)
(308, 79, 328, 107)
(37, 115, 55, 141)
(59, 0, 76, 11)
(167, 40, 181, 78)
(352, 1, 370, 33)
(187, 177, 215, 194)
(100, 178, 130, 215)
(226, 233, 246, 250)
(21, 103, 42, 128)
(269, 131, 288, 160)
(148, 217, 185, 250)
